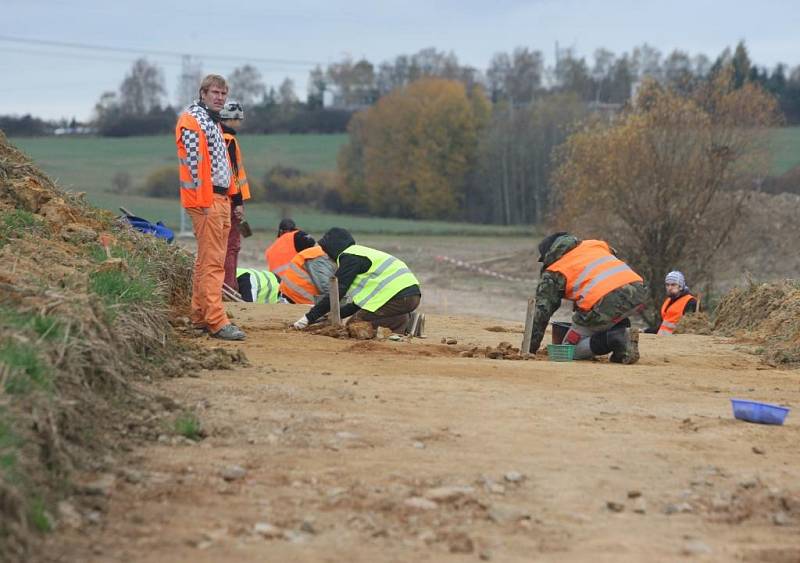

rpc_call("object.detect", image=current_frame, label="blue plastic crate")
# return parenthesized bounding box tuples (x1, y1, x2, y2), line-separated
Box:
(731, 399, 790, 425)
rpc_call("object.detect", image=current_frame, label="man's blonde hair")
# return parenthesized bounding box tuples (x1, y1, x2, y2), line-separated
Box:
(199, 74, 228, 95)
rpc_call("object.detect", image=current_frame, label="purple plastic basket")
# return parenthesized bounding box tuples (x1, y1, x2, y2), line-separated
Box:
(731, 399, 790, 425)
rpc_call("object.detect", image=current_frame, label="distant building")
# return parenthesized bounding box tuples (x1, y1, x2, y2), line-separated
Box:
(54, 126, 96, 136)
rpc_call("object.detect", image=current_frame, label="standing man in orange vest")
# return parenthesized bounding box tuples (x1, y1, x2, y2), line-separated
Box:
(176, 74, 245, 341)
(219, 100, 251, 294)
(264, 218, 316, 277)
(528, 232, 646, 363)
(278, 245, 336, 304)
(654, 271, 697, 335)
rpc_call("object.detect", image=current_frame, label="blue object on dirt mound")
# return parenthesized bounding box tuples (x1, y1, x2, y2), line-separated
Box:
(123, 214, 174, 243)
(731, 399, 790, 425)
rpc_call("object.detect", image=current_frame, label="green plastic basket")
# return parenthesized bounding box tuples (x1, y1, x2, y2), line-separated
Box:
(547, 344, 575, 362)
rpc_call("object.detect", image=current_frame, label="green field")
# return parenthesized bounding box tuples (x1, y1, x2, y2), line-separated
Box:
(9, 134, 530, 236)
(86, 192, 534, 237)
(10, 134, 347, 195)
(8, 127, 800, 236)
(770, 126, 800, 175)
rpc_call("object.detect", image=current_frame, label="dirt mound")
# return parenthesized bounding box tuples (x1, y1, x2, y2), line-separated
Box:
(0, 132, 199, 562)
(675, 312, 713, 335)
(713, 280, 800, 365)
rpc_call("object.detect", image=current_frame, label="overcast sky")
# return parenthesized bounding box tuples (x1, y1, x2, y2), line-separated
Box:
(2, 0, 799, 120)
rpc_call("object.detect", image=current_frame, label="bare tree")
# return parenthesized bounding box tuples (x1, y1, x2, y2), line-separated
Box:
(307, 65, 327, 107)
(487, 48, 543, 104)
(119, 58, 166, 114)
(631, 43, 663, 81)
(228, 64, 266, 106)
(176, 55, 203, 109)
(278, 78, 298, 107)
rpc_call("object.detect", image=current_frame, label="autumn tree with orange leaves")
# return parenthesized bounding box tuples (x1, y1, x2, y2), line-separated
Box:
(337, 78, 490, 220)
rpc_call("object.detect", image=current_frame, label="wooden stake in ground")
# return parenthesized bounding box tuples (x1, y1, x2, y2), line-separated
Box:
(329, 276, 341, 326)
(521, 297, 536, 356)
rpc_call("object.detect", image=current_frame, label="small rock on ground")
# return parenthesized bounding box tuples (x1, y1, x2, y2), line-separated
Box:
(606, 501, 625, 513)
(254, 522, 283, 538)
(681, 540, 712, 556)
(81, 474, 116, 496)
(404, 497, 438, 510)
(423, 486, 474, 502)
(773, 512, 791, 526)
(664, 502, 693, 514)
(448, 532, 474, 554)
(220, 465, 247, 481)
(488, 503, 531, 524)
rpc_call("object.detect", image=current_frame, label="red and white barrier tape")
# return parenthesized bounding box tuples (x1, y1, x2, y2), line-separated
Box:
(435, 255, 535, 283)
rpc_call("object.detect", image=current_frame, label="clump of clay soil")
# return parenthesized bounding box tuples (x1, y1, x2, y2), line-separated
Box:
(713, 280, 800, 365)
(307, 321, 379, 340)
(459, 341, 530, 360)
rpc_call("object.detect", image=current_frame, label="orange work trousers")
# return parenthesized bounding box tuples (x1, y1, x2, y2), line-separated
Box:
(186, 194, 231, 333)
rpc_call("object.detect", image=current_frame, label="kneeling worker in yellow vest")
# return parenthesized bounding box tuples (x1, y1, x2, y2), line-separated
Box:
(650, 271, 697, 335)
(529, 232, 646, 364)
(279, 245, 337, 305)
(292, 228, 421, 333)
(236, 268, 280, 303)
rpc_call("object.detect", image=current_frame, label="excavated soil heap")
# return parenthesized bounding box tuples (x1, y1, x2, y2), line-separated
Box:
(714, 280, 800, 365)
(0, 131, 215, 562)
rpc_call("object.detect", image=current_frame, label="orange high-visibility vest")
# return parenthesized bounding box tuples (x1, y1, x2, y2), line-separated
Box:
(222, 132, 251, 201)
(175, 112, 234, 208)
(657, 294, 695, 335)
(265, 230, 299, 275)
(546, 240, 643, 312)
(279, 246, 327, 304)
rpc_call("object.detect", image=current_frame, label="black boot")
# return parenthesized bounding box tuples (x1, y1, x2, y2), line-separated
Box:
(590, 332, 613, 356)
(607, 328, 640, 364)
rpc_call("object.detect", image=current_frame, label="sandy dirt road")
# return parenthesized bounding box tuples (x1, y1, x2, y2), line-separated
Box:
(49, 302, 800, 562)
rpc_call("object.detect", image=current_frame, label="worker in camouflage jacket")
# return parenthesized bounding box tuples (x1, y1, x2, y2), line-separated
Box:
(529, 232, 647, 364)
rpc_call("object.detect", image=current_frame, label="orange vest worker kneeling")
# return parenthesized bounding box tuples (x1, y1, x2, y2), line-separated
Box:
(528, 232, 647, 364)
(279, 245, 337, 304)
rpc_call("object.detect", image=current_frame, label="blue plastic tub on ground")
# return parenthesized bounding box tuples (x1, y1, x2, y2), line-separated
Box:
(730, 399, 790, 425)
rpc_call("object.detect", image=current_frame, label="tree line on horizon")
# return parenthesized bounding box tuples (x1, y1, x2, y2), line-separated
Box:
(2, 40, 800, 138)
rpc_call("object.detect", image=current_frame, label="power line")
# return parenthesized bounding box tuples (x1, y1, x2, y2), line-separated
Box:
(0, 35, 321, 67)
(1, 46, 182, 66)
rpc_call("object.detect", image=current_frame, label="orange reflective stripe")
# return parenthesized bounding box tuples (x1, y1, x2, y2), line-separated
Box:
(657, 294, 694, 336)
(546, 240, 643, 311)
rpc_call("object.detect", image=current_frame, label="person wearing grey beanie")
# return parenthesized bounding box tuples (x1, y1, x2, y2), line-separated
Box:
(647, 270, 697, 335)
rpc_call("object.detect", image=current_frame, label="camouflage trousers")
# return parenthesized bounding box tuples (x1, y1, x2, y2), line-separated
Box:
(571, 282, 647, 335)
